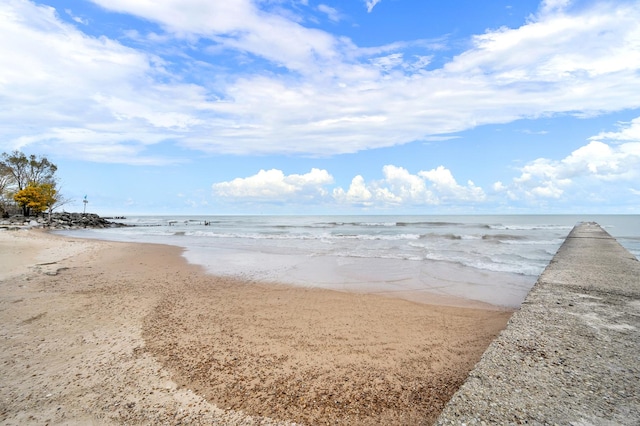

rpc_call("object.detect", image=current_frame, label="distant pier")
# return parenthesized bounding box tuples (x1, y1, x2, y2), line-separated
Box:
(436, 222, 640, 425)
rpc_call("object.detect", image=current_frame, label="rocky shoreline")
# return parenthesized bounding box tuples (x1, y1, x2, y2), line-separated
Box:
(0, 212, 126, 230)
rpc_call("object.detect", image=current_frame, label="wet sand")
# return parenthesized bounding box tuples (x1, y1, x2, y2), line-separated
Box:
(0, 229, 512, 425)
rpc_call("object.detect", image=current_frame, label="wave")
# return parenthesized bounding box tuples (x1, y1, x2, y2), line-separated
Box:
(498, 238, 564, 246)
(397, 221, 460, 227)
(428, 233, 482, 241)
(314, 221, 397, 227)
(79, 217, 573, 278)
(319, 220, 474, 228)
(332, 233, 422, 241)
(358, 222, 398, 227)
(489, 224, 574, 231)
(419, 233, 537, 242)
(421, 251, 545, 276)
(182, 230, 425, 242)
(319, 220, 464, 227)
(435, 233, 463, 240)
(331, 251, 425, 262)
(482, 234, 526, 241)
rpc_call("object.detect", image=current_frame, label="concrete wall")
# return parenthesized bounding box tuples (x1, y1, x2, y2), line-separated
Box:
(436, 222, 640, 425)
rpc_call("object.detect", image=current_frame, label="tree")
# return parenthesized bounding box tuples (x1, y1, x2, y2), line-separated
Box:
(0, 163, 12, 216)
(39, 183, 59, 221)
(0, 151, 57, 190)
(42, 183, 72, 222)
(13, 183, 50, 216)
(1, 151, 58, 216)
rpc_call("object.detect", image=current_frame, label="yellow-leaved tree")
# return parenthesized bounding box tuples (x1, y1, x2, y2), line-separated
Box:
(13, 182, 58, 218)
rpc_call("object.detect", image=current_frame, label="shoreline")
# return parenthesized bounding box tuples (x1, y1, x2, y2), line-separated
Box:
(55, 227, 533, 310)
(1, 229, 513, 425)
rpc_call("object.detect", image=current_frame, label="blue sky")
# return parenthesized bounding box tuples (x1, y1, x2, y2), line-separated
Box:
(1, 0, 640, 215)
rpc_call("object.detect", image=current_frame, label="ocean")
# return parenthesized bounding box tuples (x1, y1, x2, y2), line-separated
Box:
(55, 215, 640, 308)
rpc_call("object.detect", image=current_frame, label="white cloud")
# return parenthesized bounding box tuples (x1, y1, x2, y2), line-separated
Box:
(93, 94, 204, 130)
(15, 127, 182, 166)
(499, 117, 640, 203)
(183, 0, 640, 155)
(317, 4, 341, 22)
(561, 140, 640, 182)
(332, 175, 373, 205)
(419, 166, 486, 202)
(215, 165, 486, 208)
(333, 165, 485, 207)
(212, 168, 334, 201)
(0, 0, 210, 164)
(65, 8, 88, 25)
(89, 0, 343, 75)
(539, 0, 572, 15)
(448, 4, 640, 87)
(365, 0, 382, 13)
(493, 181, 504, 191)
(589, 116, 640, 143)
(370, 53, 404, 72)
(2, 0, 640, 161)
(377, 165, 433, 204)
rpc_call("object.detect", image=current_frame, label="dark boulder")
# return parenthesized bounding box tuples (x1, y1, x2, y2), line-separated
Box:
(0, 213, 128, 230)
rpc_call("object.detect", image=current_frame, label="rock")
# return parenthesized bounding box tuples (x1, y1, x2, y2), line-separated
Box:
(0, 213, 128, 230)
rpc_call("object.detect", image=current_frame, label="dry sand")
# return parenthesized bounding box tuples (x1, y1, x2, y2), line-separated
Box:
(0, 229, 513, 425)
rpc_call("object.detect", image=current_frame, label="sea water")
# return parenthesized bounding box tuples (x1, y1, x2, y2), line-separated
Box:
(55, 215, 640, 308)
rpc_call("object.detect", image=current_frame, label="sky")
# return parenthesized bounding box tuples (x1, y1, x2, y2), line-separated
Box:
(1, 0, 640, 215)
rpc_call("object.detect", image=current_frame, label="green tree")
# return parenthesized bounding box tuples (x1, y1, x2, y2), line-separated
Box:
(0, 151, 57, 190)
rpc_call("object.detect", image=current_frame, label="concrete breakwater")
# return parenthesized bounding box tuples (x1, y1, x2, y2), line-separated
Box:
(436, 222, 640, 425)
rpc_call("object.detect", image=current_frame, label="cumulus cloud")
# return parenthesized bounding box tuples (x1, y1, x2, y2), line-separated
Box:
(333, 175, 374, 205)
(333, 165, 485, 207)
(419, 166, 486, 201)
(214, 165, 486, 208)
(212, 168, 334, 201)
(497, 117, 640, 204)
(589, 116, 640, 143)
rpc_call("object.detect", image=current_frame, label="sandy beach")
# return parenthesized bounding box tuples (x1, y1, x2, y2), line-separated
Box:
(0, 229, 512, 425)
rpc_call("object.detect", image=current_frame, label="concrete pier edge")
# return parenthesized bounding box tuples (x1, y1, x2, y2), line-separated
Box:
(436, 222, 640, 425)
